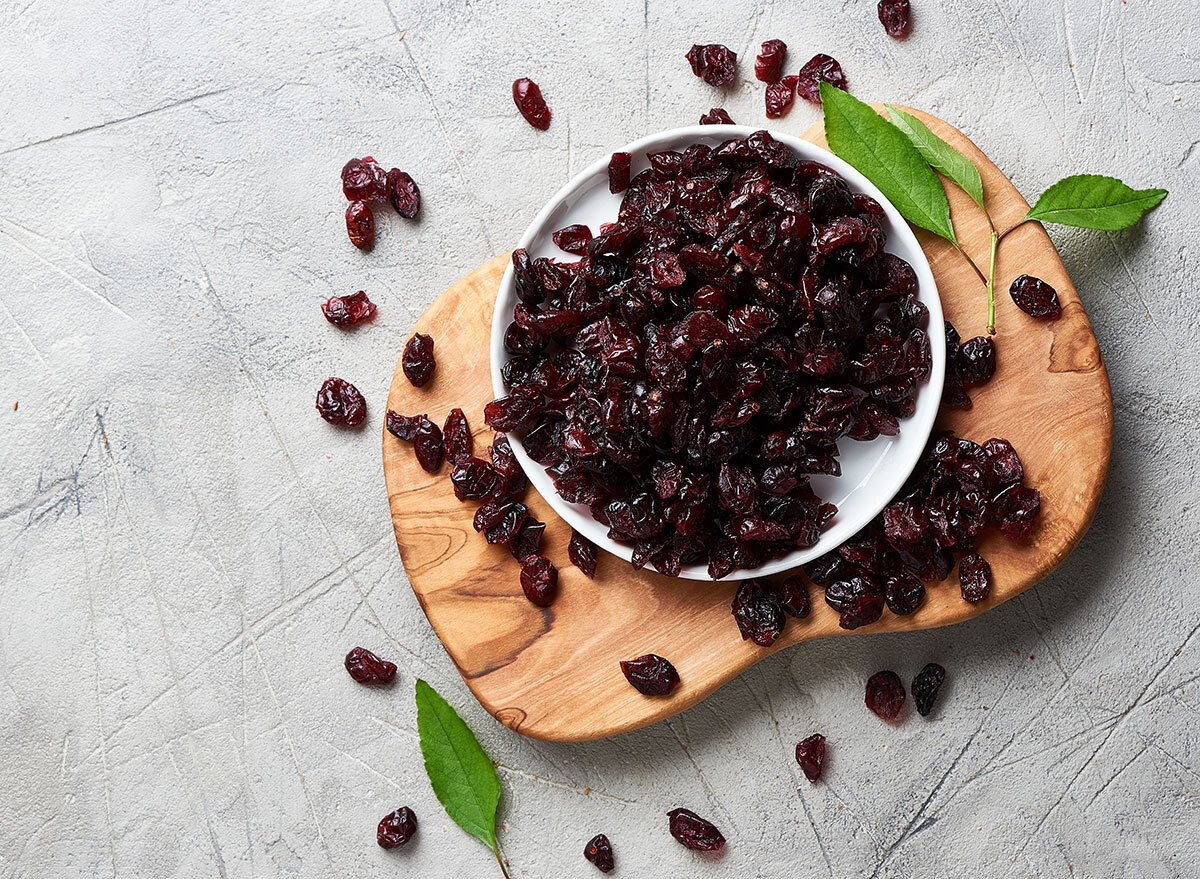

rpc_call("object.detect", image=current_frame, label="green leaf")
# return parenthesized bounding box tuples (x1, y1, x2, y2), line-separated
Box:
(820, 83, 956, 244)
(415, 679, 501, 852)
(885, 105, 985, 210)
(1025, 174, 1167, 230)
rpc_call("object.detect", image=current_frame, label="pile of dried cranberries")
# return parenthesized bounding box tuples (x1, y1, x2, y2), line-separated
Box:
(488, 131, 933, 579)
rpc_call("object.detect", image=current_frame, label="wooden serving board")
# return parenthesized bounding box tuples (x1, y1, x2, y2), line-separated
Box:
(382, 108, 1112, 742)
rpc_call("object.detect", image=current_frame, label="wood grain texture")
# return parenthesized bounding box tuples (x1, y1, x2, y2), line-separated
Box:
(382, 108, 1113, 742)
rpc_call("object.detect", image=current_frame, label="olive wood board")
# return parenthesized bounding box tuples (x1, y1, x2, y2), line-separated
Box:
(382, 107, 1113, 742)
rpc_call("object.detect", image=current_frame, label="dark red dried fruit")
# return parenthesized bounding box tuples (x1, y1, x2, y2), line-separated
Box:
(553, 224, 593, 255)
(878, 0, 911, 38)
(316, 377, 366, 426)
(795, 733, 826, 782)
(386, 410, 424, 441)
(377, 806, 417, 848)
(958, 336, 995, 387)
(884, 572, 925, 615)
(667, 809, 725, 851)
(346, 201, 375, 250)
(342, 157, 388, 201)
(451, 457, 498, 500)
(520, 555, 558, 606)
(754, 39, 787, 83)
(402, 333, 436, 387)
(1009, 274, 1062, 319)
(685, 44, 737, 87)
(825, 575, 885, 630)
(774, 575, 811, 618)
(344, 646, 396, 684)
(620, 653, 679, 695)
(512, 78, 551, 130)
(608, 152, 632, 193)
(443, 408, 473, 464)
(765, 75, 799, 119)
(412, 417, 444, 472)
(958, 552, 992, 603)
(386, 169, 421, 219)
(509, 518, 545, 562)
(797, 54, 847, 105)
(994, 485, 1040, 538)
(322, 290, 377, 328)
(865, 670, 906, 720)
(732, 579, 785, 646)
(699, 107, 734, 125)
(912, 663, 946, 716)
(568, 529, 598, 577)
(583, 834, 614, 873)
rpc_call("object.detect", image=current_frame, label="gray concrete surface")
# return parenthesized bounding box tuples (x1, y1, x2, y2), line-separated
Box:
(1, 0, 1197, 876)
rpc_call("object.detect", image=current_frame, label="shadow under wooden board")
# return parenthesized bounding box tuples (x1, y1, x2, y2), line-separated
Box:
(382, 107, 1113, 742)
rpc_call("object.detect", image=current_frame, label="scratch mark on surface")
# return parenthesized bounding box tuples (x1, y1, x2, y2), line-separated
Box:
(0, 225, 131, 319)
(0, 294, 48, 366)
(494, 763, 640, 806)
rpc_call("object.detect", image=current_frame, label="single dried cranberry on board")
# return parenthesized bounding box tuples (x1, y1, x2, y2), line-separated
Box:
(732, 579, 786, 646)
(512, 78, 552, 130)
(568, 529, 598, 577)
(797, 54, 847, 104)
(402, 332, 436, 387)
(878, 0, 912, 38)
(322, 290, 377, 327)
(958, 552, 992, 603)
(912, 663, 947, 716)
(345, 201, 375, 250)
(583, 834, 615, 873)
(553, 224, 593, 255)
(520, 555, 558, 606)
(685, 44, 737, 86)
(1009, 274, 1062, 319)
(386, 410, 424, 441)
(386, 169, 421, 219)
(765, 75, 799, 119)
(667, 808, 725, 851)
(699, 107, 734, 124)
(958, 336, 996, 387)
(774, 575, 811, 618)
(316, 377, 367, 426)
(754, 39, 787, 82)
(994, 485, 1040, 538)
(344, 646, 397, 684)
(376, 806, 417, 848)
(619, 654, 679, 695)
(608, 152, 632, 193)
(412, 417, 445, 472)
(795, 733, 826, 782)
(865, 670, 906, 719)
(342, 157, 388, 201)
(442, 408, 473, 464)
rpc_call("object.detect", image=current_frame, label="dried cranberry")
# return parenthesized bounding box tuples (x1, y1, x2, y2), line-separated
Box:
(520, 555, 558, 606)
(825, 576, 885, 630)
(442, 408, 473, 464)
(620, 654, 679, 695)
(774, 575, 811, 618)
(884, 572, 925, 615)
(509, 518, 545, 562)
(402, 332, 436, 387)
(754, 39, 787, 82)
(386, 410, 424, 441)
(377, 806, 417, 848)
(316, 377, 366, 427)
(878, 0, 911, 38)
(386, 169, 421, 219)
(345, 201, 375, 250)
(732, 579, 785, 646)
(568, 529, 598, 577)
(983, 437, 1024, 490)
(322, 290, 377, 327)
(412, 417, 444, 472)
(667, 808, 725, 851)
(765, 75, 798, 119)
(342, 157, 387, 201)
(1009, 274, 1062, 319)
(797, 54, 847, 105)
(553, 224, 593, 255)
(865, 670, 906, 720)
(685, 44, 737, 87)
(451, 457, 498, 500)
(795, 733, 825, 781)
(512, 78, 551, 130)
(699, 107, 734, 125)
(958, 552, 992, 603)
(608, 152, 632, 193)
(583, 834, 614, 873)
(994, 485, 1040, 538)
(912, 663, 946, 716)
(958, 336, 995, 387)
(344, 646, 396, 684)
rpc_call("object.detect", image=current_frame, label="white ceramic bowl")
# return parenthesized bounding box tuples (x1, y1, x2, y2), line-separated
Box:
(491, 125, 945, 581)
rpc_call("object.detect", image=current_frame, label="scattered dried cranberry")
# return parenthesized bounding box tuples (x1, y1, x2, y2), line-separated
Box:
(322, 290, 377, 328)
(443, 408, 473, 464)
(520, 555, 558, 606)
(994, 485, 1040, 538)
(345, 201, 375, 250)
(402, 333, 436, 387)
(958, 336, 996, 387)
(386, 169, 421, 219)
(568, 529, 598, 577)
(884, 572, 924, 614)
(316, 377, 366, 426)
(754, 39, 787, 82)
(878, 0, 911, 38)
(912, 663, 946, 716)
(685, 44, 737, 87)
(795, 733, 826, 782)
(342, 157, 388, 201)
(765, 75, 799, 118)
(797, 54, 847, 104)
(958, 552, 992, 603)
(377, 806, 417, 848)
(412, 417, 445, 472)
(825, 575, 886, 630)
(553, 224, 593, 255)
(583, 833, 614, 873)
(344, 646, 396, 685)
(608, 152, 632, 193)
(1009, 274, 1062, 319)
(865, 670, 906, 720)
(732, 579, 785, 646)
(386, 410, 424, 441)
(512, 78, 551, 130)
(620, 654, 679, 695)
(667, 809, 725, 851)
(699, 107, 734, 125)
(774, 575, 811, 618)
(509, 518, 545, 562)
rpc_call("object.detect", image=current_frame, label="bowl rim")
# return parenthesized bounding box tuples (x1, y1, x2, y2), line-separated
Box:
(490, 124, 945, 581)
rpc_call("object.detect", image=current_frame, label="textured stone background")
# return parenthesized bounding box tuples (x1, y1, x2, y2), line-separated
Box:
(1, 0, 1196, 876)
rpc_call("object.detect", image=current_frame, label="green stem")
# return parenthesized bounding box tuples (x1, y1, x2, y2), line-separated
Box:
(997, 217, 1034, 244)
(985, 230, 999, 335)
(494, 845, 512, 879)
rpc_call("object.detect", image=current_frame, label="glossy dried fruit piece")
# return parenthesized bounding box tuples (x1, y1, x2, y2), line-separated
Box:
(1009, 274, 1062, 319)
(345, 201, 375, 250)
(553, 224, 593, 255)
(520, 555, 558, 606)
(685, 44, 737, 87)
(386, 169, 421, 218)
(568, 529, 598, 577)
(765, 75, 798, 119)
(583, 834, 614, 873)
(345, 646, 396, 684)
(442, 408, 473, 464)
(402, 332, 436, 387)
(865, 670, 906, 719)
(316, 377, 366, 426)
(958, 552, 992, 603)
(912, 663, 947, 716)
(775, 575, 810, 618)
(795, 733, 826, 781)
(667, 808, 725, 851)
(342, 157, 388, 201)
(994, 485, 1040, 538)
(878, 0, 911, 38)
(754, 38, 787, 82)
(412, 417, 444, 472)
(732, 579, 785, 646)
(699, 107, 734, 125)
(620, 653, 679, 695)
(513, 77, 551, 130)
(386, 410, 424, 441)
(322, 290, 377, 327)
(797, 53, 847, 104)
(608, 152, 632, 193)
(377, 806, 417, 848)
